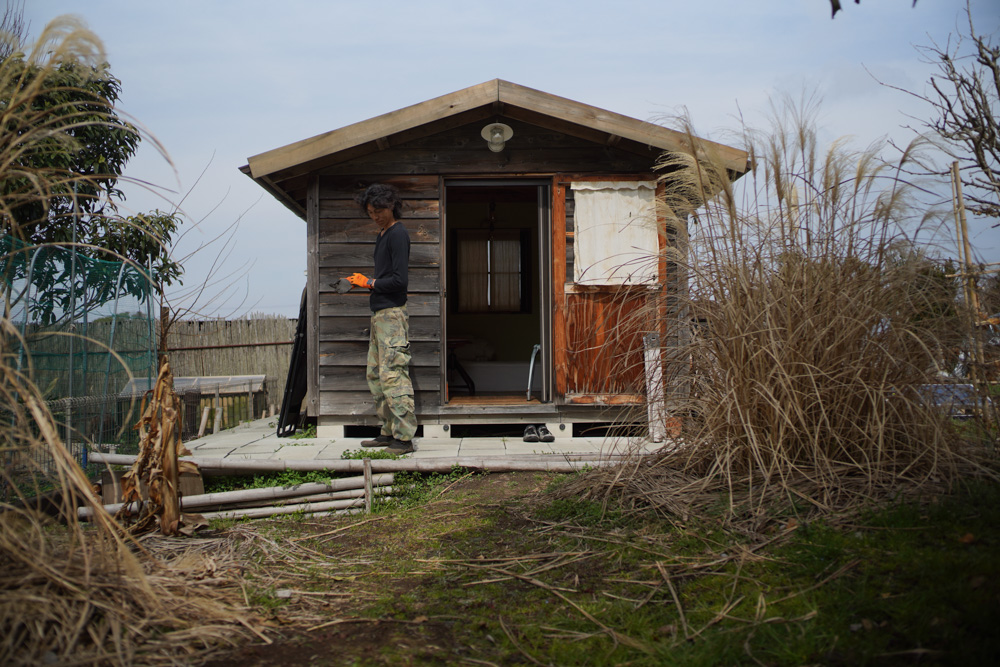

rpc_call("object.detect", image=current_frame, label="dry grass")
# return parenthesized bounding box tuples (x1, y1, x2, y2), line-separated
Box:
(1, 320, 259, 664)
(558, 100, 997, 528)
(1, 18, 261, 665)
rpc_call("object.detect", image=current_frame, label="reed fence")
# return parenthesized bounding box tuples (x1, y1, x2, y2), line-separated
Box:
(165, 316, 296, 415)
(166, 316, 295, 377)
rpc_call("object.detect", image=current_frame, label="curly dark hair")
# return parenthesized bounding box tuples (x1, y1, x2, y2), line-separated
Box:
(356, 183, 402, 220)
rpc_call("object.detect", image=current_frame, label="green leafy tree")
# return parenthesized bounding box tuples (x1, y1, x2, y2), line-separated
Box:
(0, 14, 182, 324)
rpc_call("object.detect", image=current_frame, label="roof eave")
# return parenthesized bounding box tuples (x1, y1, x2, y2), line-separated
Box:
(246, 79, 501, 180)
(239, 163, 307, 219)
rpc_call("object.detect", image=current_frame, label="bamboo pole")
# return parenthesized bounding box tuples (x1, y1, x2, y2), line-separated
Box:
(215, 386, 224, 432)
(88, 452, 622, 473)
(309, 508, 363, 518)
(644, 333, 665, 443)
(363, 458, 373, 514)
(87, 485, 398, 519)
(218, 485, 397, 510)
(199, 496, 366, 520)
(198, 407, 210, 437)
(952, 161, 993, 424)
(81, 473, 394, 518)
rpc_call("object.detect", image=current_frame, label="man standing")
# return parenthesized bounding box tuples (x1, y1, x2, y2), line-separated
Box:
(347, 184, 417, 454)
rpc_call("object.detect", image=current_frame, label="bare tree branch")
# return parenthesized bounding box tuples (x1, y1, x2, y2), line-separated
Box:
(888, 2, 1000, 221)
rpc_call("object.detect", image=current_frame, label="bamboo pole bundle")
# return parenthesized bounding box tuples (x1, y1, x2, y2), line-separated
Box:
(80, 473, 394, 518)
(88, 452, 620, 473)
(210, 485, 397, 511)
(199, 496, 366, 520)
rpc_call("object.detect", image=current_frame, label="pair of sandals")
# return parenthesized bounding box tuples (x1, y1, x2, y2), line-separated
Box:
(523, 425, 554, 443)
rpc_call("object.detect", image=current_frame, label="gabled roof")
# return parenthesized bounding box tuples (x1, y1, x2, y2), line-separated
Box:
(240, 79, 749, 215)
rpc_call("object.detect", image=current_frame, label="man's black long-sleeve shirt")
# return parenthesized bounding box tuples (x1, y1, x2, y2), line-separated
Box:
(370, 222, 410, 312)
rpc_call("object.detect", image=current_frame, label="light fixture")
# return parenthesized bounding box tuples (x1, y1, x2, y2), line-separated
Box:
(481, 122, 513, 152)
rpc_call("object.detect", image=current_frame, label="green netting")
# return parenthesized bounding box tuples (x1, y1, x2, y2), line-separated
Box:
(1, 235, 156, 452)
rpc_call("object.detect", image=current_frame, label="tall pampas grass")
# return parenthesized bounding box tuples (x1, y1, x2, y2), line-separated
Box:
(557, 99, 994, 527)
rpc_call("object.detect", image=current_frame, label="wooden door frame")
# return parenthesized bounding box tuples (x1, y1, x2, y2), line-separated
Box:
(440, 177, 553, 404)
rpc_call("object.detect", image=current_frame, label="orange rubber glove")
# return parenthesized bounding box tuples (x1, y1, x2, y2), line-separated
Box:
(346, 272, 373, 289)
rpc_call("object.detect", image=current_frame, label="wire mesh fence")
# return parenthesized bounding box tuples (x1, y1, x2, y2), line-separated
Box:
(2, 237, 291, 497)
(2, 234, 157, 396)
(2, 235, 157, 491)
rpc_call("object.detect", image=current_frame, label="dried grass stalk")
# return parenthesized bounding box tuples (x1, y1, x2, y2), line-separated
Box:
(1, 19, 258, 664)
(115, 359, 206, 536)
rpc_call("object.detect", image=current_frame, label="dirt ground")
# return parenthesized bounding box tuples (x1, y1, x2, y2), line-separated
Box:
(201, 472, 559, 667)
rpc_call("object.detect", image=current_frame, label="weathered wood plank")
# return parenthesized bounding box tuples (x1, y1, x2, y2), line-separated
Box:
(319, 267, 440, 293)
(306, 176, 320, 416)
(565, 189, 575, 283)
(247, 80, 498, 178)
(319, 219, 440, 244)
(564, 290, 649, 395)
(552, 180, 568, 398)
(320, 198, 439, 219)
(565, 393, 644, 405)
(318, 292, 441, 318)
(501, 105, 661, 159)
(319, 242, 440, 269)
(320, 146, 654, 176)
(275, 107, 494, 184)
(320, 390, 441, 416)
(319, 174, 439, 199)
(319, 341, 440, 367)
(320, 365, 439, 391)
(392, 120, 614, 151)
(319, 315, 441, 342)
(498, 80, 749, 173)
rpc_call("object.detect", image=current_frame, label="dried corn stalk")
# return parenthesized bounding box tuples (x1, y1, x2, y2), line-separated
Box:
(116, 360, 206, 536)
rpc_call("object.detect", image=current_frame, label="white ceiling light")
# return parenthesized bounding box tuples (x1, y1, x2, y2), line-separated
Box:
(481, 122, 513, 152)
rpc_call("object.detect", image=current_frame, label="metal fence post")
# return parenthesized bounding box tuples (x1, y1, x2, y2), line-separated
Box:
(97, 261, 129, 447)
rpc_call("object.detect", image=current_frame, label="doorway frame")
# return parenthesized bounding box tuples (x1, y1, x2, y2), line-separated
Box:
(441, 178, 552, 404)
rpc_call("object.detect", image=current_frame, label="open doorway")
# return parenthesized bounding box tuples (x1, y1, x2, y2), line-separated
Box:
(444, 182, 548, 403)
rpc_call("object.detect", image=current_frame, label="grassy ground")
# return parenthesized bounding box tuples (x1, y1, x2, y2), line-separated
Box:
(190, 469, 1000, 666)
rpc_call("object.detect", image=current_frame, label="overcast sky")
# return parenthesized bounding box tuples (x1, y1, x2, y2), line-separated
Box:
(22, 0, 1000, 318)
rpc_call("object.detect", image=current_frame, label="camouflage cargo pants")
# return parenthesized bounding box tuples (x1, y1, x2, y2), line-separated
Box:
(366, 305, 417, 441)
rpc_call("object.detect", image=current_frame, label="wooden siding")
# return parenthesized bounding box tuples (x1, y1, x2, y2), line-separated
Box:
(564, 288, 652, 395)
(315, 174, 442, 418)
(246, 79, 749, 184)
(320, 121, 657, 177)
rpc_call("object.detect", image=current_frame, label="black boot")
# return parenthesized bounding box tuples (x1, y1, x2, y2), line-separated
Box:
(361, 434, 392, 447)
(385, 438, 414, 454)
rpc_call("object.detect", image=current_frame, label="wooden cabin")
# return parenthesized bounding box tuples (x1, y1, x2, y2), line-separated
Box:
(241, 79, 748, 438)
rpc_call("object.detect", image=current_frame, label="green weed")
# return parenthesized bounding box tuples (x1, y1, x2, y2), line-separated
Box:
(340, 448, 402, 460)
(203, 469, 334, 493)
(288, 423, 317, 439)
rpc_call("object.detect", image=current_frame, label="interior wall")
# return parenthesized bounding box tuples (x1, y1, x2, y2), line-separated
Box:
(446, 198, 540, 363)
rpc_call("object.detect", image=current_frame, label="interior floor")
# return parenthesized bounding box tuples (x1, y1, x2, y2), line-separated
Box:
(447, 394, 543, 406)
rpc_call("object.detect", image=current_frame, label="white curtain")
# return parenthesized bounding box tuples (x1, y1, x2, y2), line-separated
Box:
(457, 231, 489, 311)
(571, 181, 658, 285)
(490, 231, 521, 311)
(457, 229, 521, 311)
